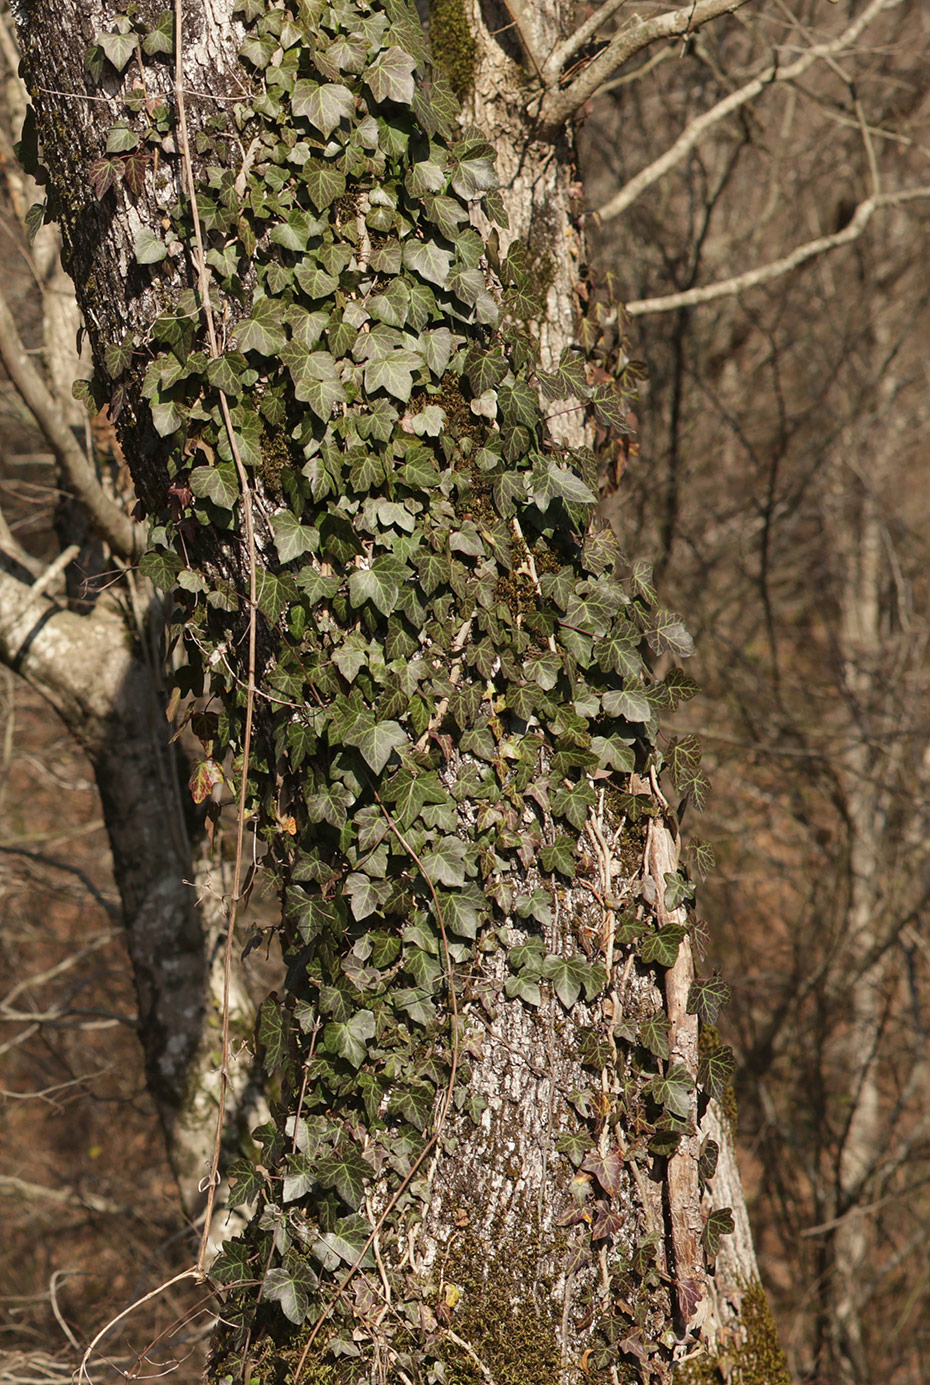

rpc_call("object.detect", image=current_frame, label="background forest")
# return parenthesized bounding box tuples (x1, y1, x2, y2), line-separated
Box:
(1, 0, 929, 1382)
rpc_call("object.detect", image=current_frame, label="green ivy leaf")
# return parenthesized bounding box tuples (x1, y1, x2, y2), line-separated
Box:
(687, 973, 731, 1025)
(133, 226, 167, 265)
(541, 953, 596, 1009)
(303, 160, 347, 210)
(96, 28, 137, 72)
(421, 836, 468, 888)
(315, 1143, 370, 1208)
(639, 1011, 670, 1061)
(645, 610, 695, 659)
(271, 510, 318, 563)
(638, 924, 686, 969)
(403, 239, 452, 288)
(702, 1207, 735, 1263)
(291, 79, 355, 135)
(366, 46, 417, 104)
(698, 1043, 736, 1102)
(258, 996, 289, 1073)
(646, 1063, 693, 1119)
(504, 973, 542, 1006)
(344, 716, 408, 774)
(190, 462, 239, 510)
(235, 296, 287, 355)
(262, 1250, 317, 1325)
(323, 1009, 376, 1068)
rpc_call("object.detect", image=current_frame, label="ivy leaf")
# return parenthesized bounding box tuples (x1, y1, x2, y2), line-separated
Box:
(96, 29, 137, 72)
(316, 1144, 371, 1208)
(366, 46, 417, 105)
(235, 296, 287, 355)
(344, 717, 408, 775)
(638, 924, 686, 969)
(663, 871, 694, 912)
(258, 996, 289, 1073)
(581, 1146, 623, 1198)
(226, 1156, 264, 1210)
(539, 835, 577, 878)
(271, 510, 317, 564)
(421, 837, 468, 889)
(645, 610, 695, 659)
(323, 1009, 376, 1068)
(646, 1063, 693, 1120)
(121, 150, 150, 197)
(303, 160, 347, 210)
(141, 9, 174, 55)
(89, 156, 123, 199)
(403, 239, 452, 291)
(541, 953, 594, 1009)
(699, 1138, 719, 1183)
(291, 79, 355, 135)
(262, 1251, 317, 1325)
(702, 1207, 735, 1263)
(190, 462, 239, 510)
(349, 562, 401, 616)
(106, 123, 139, 153)
(313, 1213, 375, 1271)
(436, 885, 486, 939)
(687, 973, 731, 1025)
(698, 1043, 736, 1103)
(639, 1011, 670, 1061)
(504, 974, 542, 1006)
(364, 350, 422, 402)
(601, 686, 651, 723)
(133, 226, 167, 265)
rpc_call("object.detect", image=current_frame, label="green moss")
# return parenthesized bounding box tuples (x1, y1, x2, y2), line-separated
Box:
(675, 1278, 791, 1385)
(429, 0, 477, 98)
(439, 1217, 561, 1385)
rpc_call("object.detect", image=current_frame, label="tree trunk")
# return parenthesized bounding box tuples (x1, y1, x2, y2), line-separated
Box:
(0, 563, 260, 1225)
(14, 0, 783, 1379)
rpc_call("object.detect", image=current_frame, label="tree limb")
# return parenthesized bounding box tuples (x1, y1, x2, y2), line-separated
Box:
(0, 282, 145, 560)
(536, 0, 757, 132)
(624, 188, 930, 316)
(596, 0, 895, 223)
(597, 0, 894, 223)
(541, 0, 628, 85)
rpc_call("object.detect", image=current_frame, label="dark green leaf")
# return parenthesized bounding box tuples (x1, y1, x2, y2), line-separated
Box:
(702, 1207, 734, 1263)
(687, 973, 731, 1025)
(698, 1043, 736, 1103)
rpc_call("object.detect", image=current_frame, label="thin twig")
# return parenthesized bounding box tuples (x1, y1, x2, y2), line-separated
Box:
(595, 0, 895, 222)
(624, 187, 930, 315)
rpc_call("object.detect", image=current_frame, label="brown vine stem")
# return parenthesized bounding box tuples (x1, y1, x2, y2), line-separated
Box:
(292, 791, 461, 1381)
(172, 0, 259, 1280)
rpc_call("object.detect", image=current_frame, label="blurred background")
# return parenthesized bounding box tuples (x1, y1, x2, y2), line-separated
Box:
(1, 0, 929, 1381)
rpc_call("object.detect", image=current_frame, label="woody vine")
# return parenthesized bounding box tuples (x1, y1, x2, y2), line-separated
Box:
(17, 0, 745, 1378)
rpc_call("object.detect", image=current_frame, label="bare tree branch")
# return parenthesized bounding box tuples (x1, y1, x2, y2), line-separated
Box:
(624, 188, 930, 316)
(541, 0, 628, 84)
(0, 282, 144, 560)
(595, 0, 895, 222)
(500, 0, 545, 77)
(536, 0, 757, 132)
